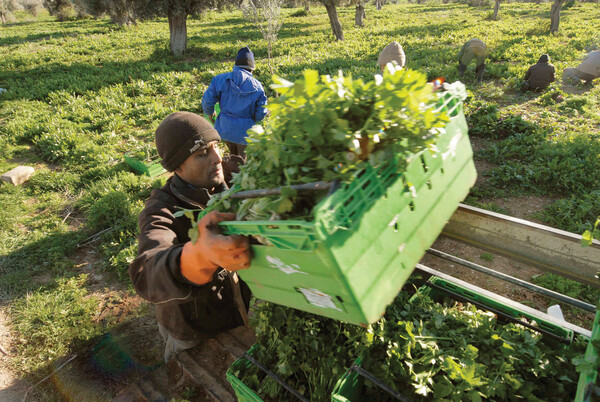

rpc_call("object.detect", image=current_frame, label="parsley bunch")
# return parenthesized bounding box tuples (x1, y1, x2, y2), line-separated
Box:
(212, 66, 448, 221)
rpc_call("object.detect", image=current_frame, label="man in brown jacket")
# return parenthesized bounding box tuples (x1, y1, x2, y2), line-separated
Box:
(129, 112, 252, 362)
(521, 54, 556, 92)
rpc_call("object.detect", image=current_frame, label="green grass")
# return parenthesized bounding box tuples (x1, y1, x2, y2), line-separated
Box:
(1, 3, 599, 396)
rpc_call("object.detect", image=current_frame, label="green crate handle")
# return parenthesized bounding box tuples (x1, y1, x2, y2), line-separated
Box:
(242, 352, 309, 402)
(344, 360, 409, 401)
(226, 345, 309, 402)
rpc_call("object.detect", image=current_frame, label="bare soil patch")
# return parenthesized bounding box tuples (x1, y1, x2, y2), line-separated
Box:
(0, 306, 30, 401)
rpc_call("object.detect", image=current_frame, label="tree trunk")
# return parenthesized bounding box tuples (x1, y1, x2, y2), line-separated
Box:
(492, 0, 499, 20)
(324, 2, 344, 40)
(550, 0, 564, 33)
(168, 9, 188, 57)
(304, 0, 309, 11)
(354, 3, 365, 27)
(375, 0, 382, 10)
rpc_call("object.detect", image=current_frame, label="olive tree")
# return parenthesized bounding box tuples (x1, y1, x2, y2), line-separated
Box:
(320, 0, 343, 40)
(84, 0, 138, 26)
(244, 0, 284, 75)
(355, 0, 365, 27)
(549, 0, 565, 33)
(492, 0, 499, 20)
(43, 0, 72, 20)
(0, 0, 18, 24)
(81, 0, 234, 56)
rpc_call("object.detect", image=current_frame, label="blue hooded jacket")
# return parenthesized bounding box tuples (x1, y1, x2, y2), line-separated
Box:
(202, 66, 268, 145)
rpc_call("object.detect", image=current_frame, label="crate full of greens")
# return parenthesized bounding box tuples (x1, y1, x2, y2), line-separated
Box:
(226, 302, 365, 402)
(332, 277, 588, 401)
(228, 278, 587, 401)
(205, 67, 477, 326)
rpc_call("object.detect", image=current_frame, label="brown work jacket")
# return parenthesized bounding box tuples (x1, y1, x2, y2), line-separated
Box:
(524, 62, 556, 89)
(129, 173, 251, 341)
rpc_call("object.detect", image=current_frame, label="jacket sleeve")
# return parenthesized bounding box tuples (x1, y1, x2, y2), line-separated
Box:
(201, 78, 219, 116)
(524, 66, 532, 80)
(129, 198, 214, 307)
(550, 65, 556, 82)
(254, 85, 268, 122)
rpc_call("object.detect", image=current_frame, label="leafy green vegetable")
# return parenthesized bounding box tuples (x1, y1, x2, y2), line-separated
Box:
(208, 67, 449, 221)
(236, 286, 586, 401)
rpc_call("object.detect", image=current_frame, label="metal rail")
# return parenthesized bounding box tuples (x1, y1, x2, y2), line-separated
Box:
(442, 204, 600, 287)
(424, 280, 572, 344)
(243, 352, 309, 402)
(426, 248, 597, 313)
(349, 363, 410, 401)
(416, 264, 592, 337)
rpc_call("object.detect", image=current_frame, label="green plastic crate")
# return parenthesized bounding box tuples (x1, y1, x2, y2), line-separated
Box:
(419, 276, 575, 342)
(205, 103, 221, 126)
(226, 344, 308, 402)
(332, 279, 582, 401)
(331, 359, 364, 402)
(575, 309, 600, 402)
(220, 93, 477, 326)
(226, 345, 264, 402)
(124, 153, 165, 177)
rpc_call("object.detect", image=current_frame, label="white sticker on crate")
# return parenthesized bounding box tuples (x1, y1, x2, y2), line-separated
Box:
(298, 288, 342, 311)
(266, 255, 307, 275)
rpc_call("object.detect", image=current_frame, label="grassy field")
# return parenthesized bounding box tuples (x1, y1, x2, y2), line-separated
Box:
(1, 2, 599, 399)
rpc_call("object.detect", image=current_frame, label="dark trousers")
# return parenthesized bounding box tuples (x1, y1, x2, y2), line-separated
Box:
(225, 140, 247, 160)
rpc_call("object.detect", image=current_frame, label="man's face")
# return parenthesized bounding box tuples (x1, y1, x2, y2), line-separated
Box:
(175, 141, 224, 191)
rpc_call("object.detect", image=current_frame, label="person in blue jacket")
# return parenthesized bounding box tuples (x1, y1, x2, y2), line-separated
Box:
(202, 47, 268, 159)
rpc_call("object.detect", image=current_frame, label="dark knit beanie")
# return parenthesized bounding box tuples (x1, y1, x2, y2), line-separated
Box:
(155, 112, 220, 172)
(538, 54, 550, 63)
(235, 46, 255, 71)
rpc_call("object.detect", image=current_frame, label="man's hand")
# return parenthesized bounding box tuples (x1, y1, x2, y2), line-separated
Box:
(181, 211, 251, 285)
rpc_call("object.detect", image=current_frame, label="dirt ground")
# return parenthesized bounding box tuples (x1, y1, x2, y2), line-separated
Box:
(0, 307, 29, 402)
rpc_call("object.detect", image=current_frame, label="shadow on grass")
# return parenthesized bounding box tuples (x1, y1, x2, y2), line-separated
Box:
(0, 231, 86, 300)
(0, 313, 165, 401)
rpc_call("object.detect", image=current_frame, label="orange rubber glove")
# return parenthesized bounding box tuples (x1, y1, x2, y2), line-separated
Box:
(180, 211, 251, 285)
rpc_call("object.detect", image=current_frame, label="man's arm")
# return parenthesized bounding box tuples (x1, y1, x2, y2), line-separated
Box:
(129, 202, 251, 306)
(201, 78, 219, 117)
(129, 201, 199, 306)
(254, 86, 268, 122)
(524, 66, 532, 80)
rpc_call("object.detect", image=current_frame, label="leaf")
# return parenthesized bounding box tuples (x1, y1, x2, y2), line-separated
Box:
(432, 382, 453, 398)
(581, 230, 593, 247)
(188, 227, 198, 244)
